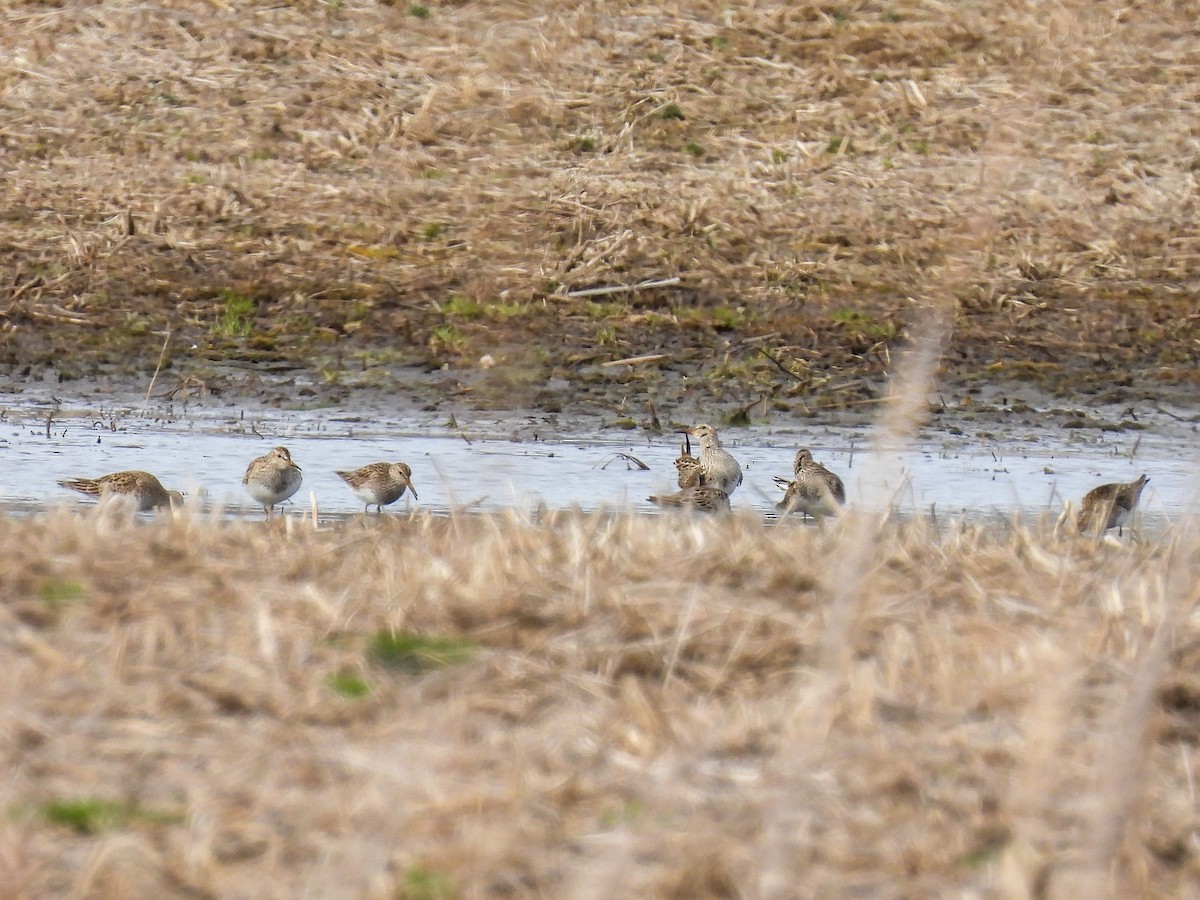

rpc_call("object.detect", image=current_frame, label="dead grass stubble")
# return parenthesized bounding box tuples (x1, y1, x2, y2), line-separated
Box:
(0, 508, 1198, 897)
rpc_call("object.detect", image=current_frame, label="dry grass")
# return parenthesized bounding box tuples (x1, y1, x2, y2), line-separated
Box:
(1, 0, 1197, 408)
(1, 505, 1198, 898)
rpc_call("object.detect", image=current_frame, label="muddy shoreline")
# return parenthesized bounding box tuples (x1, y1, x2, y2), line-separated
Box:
(4, 356, 1196, 445)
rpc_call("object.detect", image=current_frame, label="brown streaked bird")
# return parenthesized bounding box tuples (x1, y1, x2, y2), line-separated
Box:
(243, 446, 302, 516)
(683, 423, 743, 495)
(648, 485, 731, 514)
(1077, 474, 1148, 536)
(58, 471, 184, 512)
(674, 433, 704, 489)
(774, 448, 845, 520)
(336, 461, 418, 514)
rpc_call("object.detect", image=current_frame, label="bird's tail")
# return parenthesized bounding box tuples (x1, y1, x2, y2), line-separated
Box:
(58, 478, 101, 497)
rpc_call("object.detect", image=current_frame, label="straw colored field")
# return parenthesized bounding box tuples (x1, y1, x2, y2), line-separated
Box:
(1, 508, 1197, 897)
(2, 0, 1198, 415)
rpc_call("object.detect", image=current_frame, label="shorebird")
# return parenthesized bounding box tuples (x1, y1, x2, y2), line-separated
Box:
(673, 433, 704, 489)
(243, 446, 302, 516)
(336, 461, 418, 514)
(1077, 474, 1149, 536)
(683, 423, 743, 495)
(58, 470, 184, 512)
(774, 448, 845, 520)
(648, 485, 731, 514)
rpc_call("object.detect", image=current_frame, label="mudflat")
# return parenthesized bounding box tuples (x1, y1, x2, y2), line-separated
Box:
(2, 1, 1197, 422)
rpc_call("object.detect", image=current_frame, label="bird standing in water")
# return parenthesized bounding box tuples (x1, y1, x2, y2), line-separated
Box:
(774, 448, 845, 520)
(243, 446, 303, 517)
(1077, 474, 1148, 536)
(673, 433, 703, 489)
(648, 485, 731, 514)
(684, 423, 743, 496)
(336, 461, 418, 514)
(58, 470, 184, 512)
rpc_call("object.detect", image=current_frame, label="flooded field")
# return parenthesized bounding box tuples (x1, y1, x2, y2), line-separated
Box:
(2, 393, 1194, 528)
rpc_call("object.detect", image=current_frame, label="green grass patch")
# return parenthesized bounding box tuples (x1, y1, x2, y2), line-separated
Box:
(583, 300, 628, 318)
(399, 865, 456, 900)
(600, 799, 645, 828)
(830, 309, 897, 340)
(42, 798, 182, 835)
(442, 295, 484, 319)
(408, 3, 430, 18)
(38, 579, 85, 607)
(659, 102, 685, 121)
(710, 305, 745, 330)
(347, 244, 400, 259)
(485, 301, 529, 318)
(213, 289, 255, 338)
(428, 324, 468, 356)
(369, 632, 476, 673)
(326, 672, 371, 698)
(684, 140, 705, 158)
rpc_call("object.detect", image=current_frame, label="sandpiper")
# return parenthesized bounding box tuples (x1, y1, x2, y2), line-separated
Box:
(683, 423, 743, 495)
(243, 446, 302, 516)
(774, 448, 845, 520)
(336, 461, 418, 514)
(58, 471, 184, 512)
(1077, 474, 1148, 536)
(674, 433, 704, 489)
(648, 485, 731, 514)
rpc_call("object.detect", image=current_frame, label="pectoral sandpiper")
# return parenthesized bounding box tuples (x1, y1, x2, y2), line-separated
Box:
(774, 448, 845, 520)
(674, 433, 704, 489)
(1077, 474, 1148, 536)
(336, 461, 418, 514)
(684, 423, 743, 495)
(243, 446, 302, 516)
(648, 485, 731, 513)
(58, 470, 184, 512)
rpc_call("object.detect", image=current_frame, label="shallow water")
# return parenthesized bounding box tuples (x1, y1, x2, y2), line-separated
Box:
(1, 397, 1195, 528)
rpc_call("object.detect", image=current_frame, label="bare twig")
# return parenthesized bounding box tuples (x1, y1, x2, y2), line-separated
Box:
(563, 276, 682, 299)
(142, 329, 173, 413)
(758, 347, 808, 383)
(600, 353, 668, 368)
(599, 453, 650, 471)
